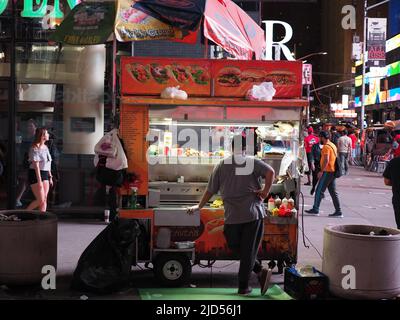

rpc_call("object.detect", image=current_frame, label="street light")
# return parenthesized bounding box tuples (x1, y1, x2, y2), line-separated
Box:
(296, 51, 327, 61)
(361, 0, 390, 135)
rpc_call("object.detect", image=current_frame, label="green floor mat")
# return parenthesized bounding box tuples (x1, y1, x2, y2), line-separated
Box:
(139, 285, 293, 300)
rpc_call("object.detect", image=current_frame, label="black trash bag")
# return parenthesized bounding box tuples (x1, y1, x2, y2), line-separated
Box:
(71, 218, 141, 294)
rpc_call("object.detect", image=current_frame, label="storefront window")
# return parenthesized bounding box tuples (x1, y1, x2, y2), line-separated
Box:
(9, 1, 107, 211)
(0, 80, 8, 208)
(15, 43, 106, 210)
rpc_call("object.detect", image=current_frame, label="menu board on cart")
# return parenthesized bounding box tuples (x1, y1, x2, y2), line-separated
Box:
(121, 57, 212, 96)
(120, 104, 149, 195)
(212, 60, 303, 99)
(121, 57, 303, 99)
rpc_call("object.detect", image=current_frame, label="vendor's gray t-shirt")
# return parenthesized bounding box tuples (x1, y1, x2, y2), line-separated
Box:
(207, 155, 273, 224)
(29, 146, 52, 171)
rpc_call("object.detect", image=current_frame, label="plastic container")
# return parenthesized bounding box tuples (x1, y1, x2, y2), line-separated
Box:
(288, 197, 295, 210)
(274, 196, 282, 207)
(268, 197, 275, 212)
(284, 267, 329, 300)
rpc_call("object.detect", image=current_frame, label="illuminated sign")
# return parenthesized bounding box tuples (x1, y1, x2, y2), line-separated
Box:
(0, 0, 80, 18)
(355, 33, 400, 107)
(386, 33, 400, 52)
(334, 110, 357, 118)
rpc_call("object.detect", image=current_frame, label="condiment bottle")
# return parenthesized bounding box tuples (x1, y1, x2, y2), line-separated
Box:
(288, 197, 295, 210)
(282, 196, 288, 207)
(268, 197, 275, 212)
(275, 196, 282, 208)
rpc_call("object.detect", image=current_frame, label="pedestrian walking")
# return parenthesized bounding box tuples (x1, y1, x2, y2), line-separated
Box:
(304, 126, 319, 186)
(330, 126, 340, 146)
(383, 156, 400, 229)
(187, 135, 275, 296)
(305, 131, 343, 218)
(348, 130, 358, 163)
(337, 130, 352, 175)
(26, 128, 53, 212)
(16, 118, 37, 207)
(309, 141, 323, 196)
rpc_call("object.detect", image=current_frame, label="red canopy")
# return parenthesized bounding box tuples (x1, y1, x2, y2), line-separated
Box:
(203, 0, 266, 60)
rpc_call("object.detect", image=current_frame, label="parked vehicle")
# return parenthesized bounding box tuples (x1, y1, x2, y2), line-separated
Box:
(360, 125, 392, 170)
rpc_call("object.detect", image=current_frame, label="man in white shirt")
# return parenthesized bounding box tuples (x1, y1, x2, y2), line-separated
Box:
(337, 130, 352, 175)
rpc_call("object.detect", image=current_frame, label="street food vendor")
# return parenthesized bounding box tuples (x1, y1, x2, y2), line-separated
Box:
(187, 135, 275, 296)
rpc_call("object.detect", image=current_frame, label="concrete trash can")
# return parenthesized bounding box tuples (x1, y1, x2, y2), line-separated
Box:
(322, 224, 400, 300)
(0, 210, 58, 286)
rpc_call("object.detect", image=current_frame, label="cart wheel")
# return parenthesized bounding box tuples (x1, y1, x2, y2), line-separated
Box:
(154, 253, 191, 287)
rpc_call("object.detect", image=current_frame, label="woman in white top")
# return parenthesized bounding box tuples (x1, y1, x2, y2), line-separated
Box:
(26, 128, 53, 212)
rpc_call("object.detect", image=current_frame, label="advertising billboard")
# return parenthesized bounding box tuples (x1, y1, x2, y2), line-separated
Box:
(355, 33, 400, 107)
(367, 18, 387, 67)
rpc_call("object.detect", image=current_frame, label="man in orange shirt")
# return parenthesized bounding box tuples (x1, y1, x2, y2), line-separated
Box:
(305, 131, 343, 217)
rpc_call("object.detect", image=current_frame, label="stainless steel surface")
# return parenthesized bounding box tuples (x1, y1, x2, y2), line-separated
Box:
(175, 241, 195, 249)
(154, 207, 200, 227)
(149, 181, 208, 203)
(149, 105, 302, 121)
(262, 154, 284, 176)
(149, 158, 218, 183)
(148, 188, 161, 208)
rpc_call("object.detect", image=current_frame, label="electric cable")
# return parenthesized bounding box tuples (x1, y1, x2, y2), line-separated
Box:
(299, 191, 323, 259)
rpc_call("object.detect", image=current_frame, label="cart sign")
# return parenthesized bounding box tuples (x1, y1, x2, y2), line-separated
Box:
(212, 60, 302, 98)
(121, 58, 303, 98)
(302, 64, 312, 85)
(122, 57, 212, 96)
(367, 18, 387, 67)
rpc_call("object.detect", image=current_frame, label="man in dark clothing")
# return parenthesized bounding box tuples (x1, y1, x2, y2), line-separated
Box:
(383, 157, 400, 229)
(330, 126, 340, 146)
(187, 135, 275, 296)
(310, 142, 323, 196)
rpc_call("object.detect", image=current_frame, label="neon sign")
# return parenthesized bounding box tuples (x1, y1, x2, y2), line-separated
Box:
(0, 0, 80, 18)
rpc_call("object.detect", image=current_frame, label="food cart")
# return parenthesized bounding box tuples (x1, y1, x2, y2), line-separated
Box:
(117, 57, 307, 286)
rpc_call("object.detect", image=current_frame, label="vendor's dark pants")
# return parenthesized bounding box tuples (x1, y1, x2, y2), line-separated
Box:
(393, 199, 400, 229)
(223, 219, 264, 289)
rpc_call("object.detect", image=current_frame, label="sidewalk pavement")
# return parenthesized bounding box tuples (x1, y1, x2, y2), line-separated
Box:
(0, 166, 396, 300)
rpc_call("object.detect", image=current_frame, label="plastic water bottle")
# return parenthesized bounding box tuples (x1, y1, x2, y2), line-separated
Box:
(104, 209, 110, 224)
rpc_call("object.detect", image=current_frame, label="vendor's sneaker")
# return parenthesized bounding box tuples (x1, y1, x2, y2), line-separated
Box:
(258, 268, 272, 296)
(329, 212, 343, 218)
(238, 286, 252, 296)
(305, 209, 319, 216)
